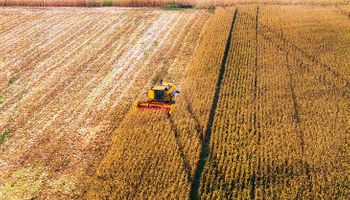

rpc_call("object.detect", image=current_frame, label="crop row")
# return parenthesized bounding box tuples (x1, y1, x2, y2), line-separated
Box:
(86, 7, 235, 199)
(0, 8, 210, 199)
(198, 5, 349, 199)
(0, 0, 348, 7)
(0, 0, 233, 7)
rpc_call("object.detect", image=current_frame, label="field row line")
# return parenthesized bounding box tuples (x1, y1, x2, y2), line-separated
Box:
(250, 7, 260, 200)
(190, 8, 238, 200)
(240, 11, 349, 84)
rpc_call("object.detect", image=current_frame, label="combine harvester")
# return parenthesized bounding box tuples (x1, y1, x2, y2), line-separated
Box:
(135, 80, 180, 115)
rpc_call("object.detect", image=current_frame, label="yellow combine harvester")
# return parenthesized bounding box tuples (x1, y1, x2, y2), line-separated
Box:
(135, 80, 180, 115)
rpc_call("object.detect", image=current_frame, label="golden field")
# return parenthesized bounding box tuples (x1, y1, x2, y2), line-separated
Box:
(0, 1, 349, 199)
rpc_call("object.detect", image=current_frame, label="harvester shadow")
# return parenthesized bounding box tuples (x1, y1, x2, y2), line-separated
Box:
(285, 53, 313, 192)
(207, 153, 233, 199)
(185, 99, 232, 198)
(189, 9, 238, 200)
(168, 116, 193, 183)
(263, 33, 350, 98)
(252, 23, 314, 194)
(184, 95, 204, 143)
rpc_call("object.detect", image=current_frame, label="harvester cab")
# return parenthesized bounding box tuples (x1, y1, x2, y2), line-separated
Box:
(135, 80, 180, 115)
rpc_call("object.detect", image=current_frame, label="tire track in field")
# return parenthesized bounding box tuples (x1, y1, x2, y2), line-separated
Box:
(285, 52, 313, 196)
(241, 12, 349, 84)
(190, 9, 238, 200)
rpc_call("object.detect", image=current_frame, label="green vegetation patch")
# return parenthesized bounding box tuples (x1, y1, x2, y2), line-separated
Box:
(102, 0, 113, 6)
(151, 73, 162, 86)
(207, 6, 216, 13)
(162, 4, 179, 10)
(0, 95, 4, 105)
(8, 76, 18, 85)
(0, 129, 10, 146)
(0, 89, 9, 105)
(161, 3, 194, 11)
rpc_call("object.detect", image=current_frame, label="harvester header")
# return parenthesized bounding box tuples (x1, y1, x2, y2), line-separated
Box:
(135, 80, 180, 115)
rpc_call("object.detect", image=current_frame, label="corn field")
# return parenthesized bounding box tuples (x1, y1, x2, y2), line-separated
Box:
(199, 5, 350, 199)
(86, 7, 235, 199)
(0, 0, 348, 7)
(0, 1, 349, 199)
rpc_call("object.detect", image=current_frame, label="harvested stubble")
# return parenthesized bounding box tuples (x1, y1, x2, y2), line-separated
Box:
(0, 0, 348, 7)
(0, 7, 210, 199)
(0, 2, 349, 200)
(0, 0, 226, 7)
(85, 7, 235, 199)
